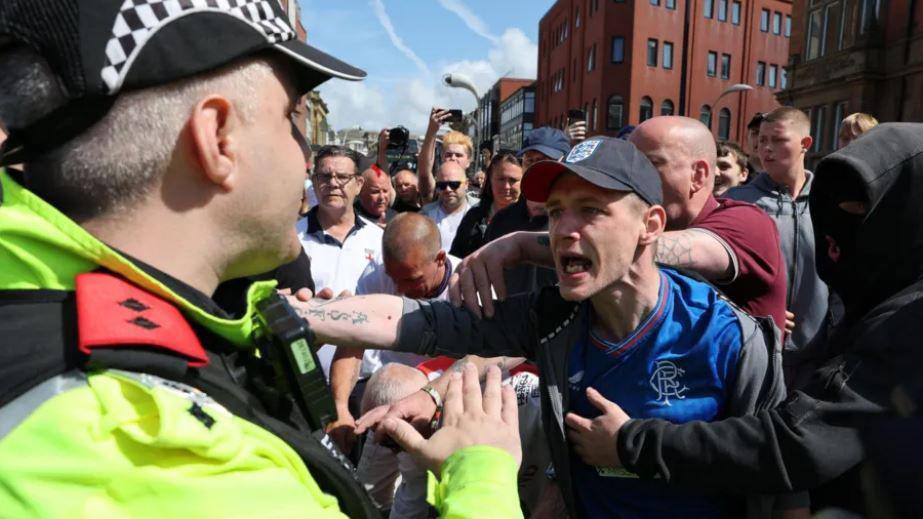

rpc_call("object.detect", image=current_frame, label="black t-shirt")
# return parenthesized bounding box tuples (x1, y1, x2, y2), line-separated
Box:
(449, 202, 492, 258)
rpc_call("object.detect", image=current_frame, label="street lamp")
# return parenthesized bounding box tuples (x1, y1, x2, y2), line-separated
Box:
(709, 83, 753, 134)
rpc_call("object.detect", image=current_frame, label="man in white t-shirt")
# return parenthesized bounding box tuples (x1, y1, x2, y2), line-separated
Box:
(325, 213, 460, 454)
(297, 145, 383, 377)
(419, 162, 477, 250)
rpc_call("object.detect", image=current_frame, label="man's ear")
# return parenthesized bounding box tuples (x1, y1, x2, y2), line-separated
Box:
(189, 95, 240, 191)
(435, 249, 447, 266)
(690, 159, 710, 195)
(801, 135, 814, 154)
(640, 204, 667, 245)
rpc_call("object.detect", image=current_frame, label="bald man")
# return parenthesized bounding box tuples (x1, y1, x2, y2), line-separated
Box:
(325, 213, 463, 454)
(420, 162, 478, 250)
(392, 169, 421, 213)
(356, 165, 396, 227)
(629, 116, 788, 336)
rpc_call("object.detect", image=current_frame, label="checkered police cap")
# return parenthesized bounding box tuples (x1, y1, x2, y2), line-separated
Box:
(0, 0, 365, 164)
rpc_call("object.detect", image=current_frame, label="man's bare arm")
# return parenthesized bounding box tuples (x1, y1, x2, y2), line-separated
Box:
(417, 108, 451, 202)
(655, 230, 734, 281)
(291, 294, 404, 349)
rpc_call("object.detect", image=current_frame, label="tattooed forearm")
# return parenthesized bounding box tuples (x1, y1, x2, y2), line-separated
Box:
(299, 307, 369, 325)
(537, 234, 551, 248)
(656, 233, 694, 267)
(306, 295, 348, 308)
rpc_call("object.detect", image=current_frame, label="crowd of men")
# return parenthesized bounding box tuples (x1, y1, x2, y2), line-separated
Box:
(1, 2, 922, 519)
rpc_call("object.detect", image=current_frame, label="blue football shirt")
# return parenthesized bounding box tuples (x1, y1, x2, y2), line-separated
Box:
(568, 268, 744, 518)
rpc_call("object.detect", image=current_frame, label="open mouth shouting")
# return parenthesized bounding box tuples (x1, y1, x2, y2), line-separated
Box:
(558, 251, 594, 280)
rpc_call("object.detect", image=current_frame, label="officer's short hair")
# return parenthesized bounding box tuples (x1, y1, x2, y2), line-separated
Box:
(0, 46, 271, 221)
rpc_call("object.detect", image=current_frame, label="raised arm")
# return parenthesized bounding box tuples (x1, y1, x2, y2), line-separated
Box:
(417, 107, 451, 202)
(292, 294, 404, 349)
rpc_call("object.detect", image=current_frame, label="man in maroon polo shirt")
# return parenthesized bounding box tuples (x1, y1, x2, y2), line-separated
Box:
(630, 116, 787, 334)
(450, 117, 788, 338)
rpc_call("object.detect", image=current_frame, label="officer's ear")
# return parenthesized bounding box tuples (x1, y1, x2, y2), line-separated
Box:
(189, 94, 241, 191)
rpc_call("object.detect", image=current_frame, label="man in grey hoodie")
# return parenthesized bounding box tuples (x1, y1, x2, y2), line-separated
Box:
(725, 107, 829, 387)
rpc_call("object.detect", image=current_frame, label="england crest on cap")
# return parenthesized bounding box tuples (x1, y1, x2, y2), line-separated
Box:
(565, 138, 602, 163)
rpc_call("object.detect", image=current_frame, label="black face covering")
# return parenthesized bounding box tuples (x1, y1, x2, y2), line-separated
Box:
(815, 200, 866, 298)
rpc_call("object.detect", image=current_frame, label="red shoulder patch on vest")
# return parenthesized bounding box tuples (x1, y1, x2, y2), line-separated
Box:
(75, 272, 208, 367)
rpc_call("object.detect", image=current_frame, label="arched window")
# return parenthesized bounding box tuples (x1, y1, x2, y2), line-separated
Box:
(699, 104, 712, 128)
(607, 95, 625, 130)
(661, 99, 675, 116)
(639, 96, 653, 122)
(718, 108, 732, 140)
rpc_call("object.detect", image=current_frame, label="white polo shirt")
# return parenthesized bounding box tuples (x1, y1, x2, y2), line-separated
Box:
(354, 254, 461, 378)
(297, 207, 383, 378)
(420, 198, 474, 251)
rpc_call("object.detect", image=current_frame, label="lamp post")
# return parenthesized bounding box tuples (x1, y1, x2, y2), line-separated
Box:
(443, 73, 482, 151)
(709, 83, 753, 135)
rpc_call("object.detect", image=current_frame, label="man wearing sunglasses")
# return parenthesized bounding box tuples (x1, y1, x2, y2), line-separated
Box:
(297, 145, 384, 377)
(420, 162, 478, 251)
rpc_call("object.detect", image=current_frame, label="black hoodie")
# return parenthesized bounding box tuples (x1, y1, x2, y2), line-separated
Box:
(616, 123, 923, 515)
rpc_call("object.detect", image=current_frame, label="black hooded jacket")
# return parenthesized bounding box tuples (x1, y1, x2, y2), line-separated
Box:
(615, 123, 923, 514)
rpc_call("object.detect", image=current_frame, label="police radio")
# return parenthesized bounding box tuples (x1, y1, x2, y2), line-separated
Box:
(253, 292, 336, 432)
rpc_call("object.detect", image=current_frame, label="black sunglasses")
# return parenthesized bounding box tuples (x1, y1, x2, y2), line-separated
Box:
(436, 180, 463, 191)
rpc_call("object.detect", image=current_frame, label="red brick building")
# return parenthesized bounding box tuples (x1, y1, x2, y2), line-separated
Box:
(536, 0, 792, 144)
(779, 0, 923, 167)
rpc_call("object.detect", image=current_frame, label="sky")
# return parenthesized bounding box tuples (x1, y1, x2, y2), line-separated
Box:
(298, 0, 555, 135)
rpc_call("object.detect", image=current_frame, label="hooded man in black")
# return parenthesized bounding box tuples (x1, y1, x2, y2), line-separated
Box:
(608, 123, 923, 515)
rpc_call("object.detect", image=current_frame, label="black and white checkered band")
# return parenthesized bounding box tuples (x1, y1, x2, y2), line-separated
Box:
(101, 0, 296, 93)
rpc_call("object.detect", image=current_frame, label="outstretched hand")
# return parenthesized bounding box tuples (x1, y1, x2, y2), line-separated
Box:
(378, 363, 522, 475)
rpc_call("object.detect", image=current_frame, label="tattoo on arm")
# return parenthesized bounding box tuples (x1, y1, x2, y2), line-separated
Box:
(537, 235, 551, 248)
(298, 307, 369, 325)
(656, 233, 695, 267)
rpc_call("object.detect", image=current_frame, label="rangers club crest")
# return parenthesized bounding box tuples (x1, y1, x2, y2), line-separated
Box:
(565, 139, 602, 163)
(649, 360, 689, 406)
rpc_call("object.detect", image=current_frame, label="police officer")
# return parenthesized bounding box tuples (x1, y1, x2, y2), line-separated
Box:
(0, 2, 522, 517)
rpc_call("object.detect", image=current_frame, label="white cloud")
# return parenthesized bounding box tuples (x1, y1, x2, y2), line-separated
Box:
(369, 0, 431, 77)
(437, 0, 499, 44)
(319, 27, 538, 135)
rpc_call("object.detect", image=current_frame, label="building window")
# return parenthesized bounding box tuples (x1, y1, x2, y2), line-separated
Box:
(640, 96, 654, 122)
(587, 44, 597, 71)
(612, 37, 625, 63)
(718, 108, 732, 140)
(839, 0, 850, 49)
(780, 67, 788, 89)
(525, 91, 535, 113)
(661, 99, 675, 116)
(607, 95, 625, 130)
(785, 14, 792, 36)
(812, 105, 827, 151)
(576, 8, 581, 27)
(721, 53, 731, 79)
(769, 64, 778, 88)
(756, 61, 766, 85)
(772, 12, 782, 34)
(666, 0, 677, 10)
(760, 9, 770, 31)
(663, 42, 674, 69)
(732, 1, 741, 24)
(860, 0, 881, 33)
(651, 0, 660, 6)
(700, 105, 712, 127)
(821, 3, 836, 56)
(705, 0, 714, 18)
(718, 0, 728, 21)
(806, 9, 822, 60)
(647, 39, 659, 66)
(833, 101, 847, 149)
(707, 51, 717, 77)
